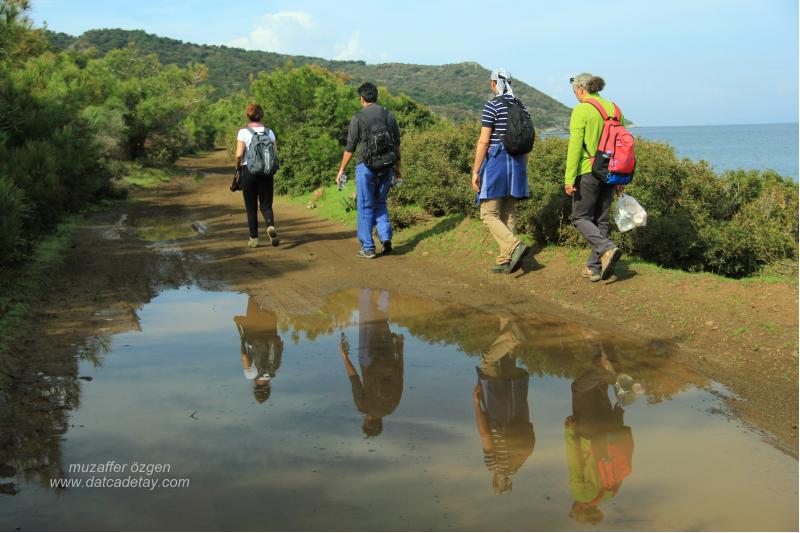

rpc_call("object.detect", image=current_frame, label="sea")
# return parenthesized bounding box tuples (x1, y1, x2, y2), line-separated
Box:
(547, 123, 799, 180)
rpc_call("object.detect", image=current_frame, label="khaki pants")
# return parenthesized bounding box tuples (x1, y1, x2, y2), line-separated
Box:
(480, 198, 521, 265)
(481, 328, 522, 378)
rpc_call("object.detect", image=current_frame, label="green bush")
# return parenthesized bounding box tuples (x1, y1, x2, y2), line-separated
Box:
(517, 137, 579, 245)
(275, 126, 342, 194)
(0, 175, 24, 261)
(518, 136, 799, 277)
(394, 122, 477, 216)
(389, 130, 797, 278)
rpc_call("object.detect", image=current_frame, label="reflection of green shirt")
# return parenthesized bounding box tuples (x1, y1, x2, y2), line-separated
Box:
(564, 93, 626, 186)
(565, 426, 613, 504)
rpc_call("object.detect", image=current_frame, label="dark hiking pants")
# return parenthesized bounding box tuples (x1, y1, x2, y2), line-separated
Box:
(241, 165, 275, 239)
(572, 172, 616, 274)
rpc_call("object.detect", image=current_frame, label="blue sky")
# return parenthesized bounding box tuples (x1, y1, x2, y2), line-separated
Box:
(31, 0, 799, 126)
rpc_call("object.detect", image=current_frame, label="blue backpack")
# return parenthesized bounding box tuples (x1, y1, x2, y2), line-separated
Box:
(245, 127, 278, 176)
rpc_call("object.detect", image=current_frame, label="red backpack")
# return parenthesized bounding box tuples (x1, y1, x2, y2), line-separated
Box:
(585, 99, 635, 185)
(587, 426, 634, 505)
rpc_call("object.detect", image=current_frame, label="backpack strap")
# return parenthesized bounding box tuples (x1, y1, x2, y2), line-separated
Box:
(382, 107, 393, 139)
(584, 99, 610, 121)
(246, 127, 256, 135)
(585, 99, 622, 122)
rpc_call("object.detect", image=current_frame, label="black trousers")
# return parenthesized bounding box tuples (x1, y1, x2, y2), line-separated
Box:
(241, 165, 275, 238)
(571, 172, 615, 273)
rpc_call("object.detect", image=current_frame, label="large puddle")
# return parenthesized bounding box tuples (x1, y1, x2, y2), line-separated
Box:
(1, 286, 797, 531)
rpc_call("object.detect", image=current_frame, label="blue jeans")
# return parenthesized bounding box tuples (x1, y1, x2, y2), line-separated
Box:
(356, 163, 393, 252)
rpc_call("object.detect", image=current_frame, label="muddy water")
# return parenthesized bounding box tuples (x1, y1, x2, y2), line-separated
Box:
(0, 287, 796, 531)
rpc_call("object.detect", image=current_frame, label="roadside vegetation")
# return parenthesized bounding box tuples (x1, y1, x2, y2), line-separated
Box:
(1, 0, 796, 287)
(46, 28, 573, 128)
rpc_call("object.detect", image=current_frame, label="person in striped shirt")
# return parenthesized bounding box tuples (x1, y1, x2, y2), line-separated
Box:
(471, 68, 531, 274)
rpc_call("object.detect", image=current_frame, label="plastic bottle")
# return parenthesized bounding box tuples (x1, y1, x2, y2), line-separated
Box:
(338, 173, 347, 191)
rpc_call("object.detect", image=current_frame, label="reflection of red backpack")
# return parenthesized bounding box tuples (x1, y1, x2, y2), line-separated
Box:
(588, 426, 634, 504)
(585, 99, 635, 185)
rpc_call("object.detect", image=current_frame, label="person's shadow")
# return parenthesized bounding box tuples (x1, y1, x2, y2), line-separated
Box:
(512, 244, 545, 278)
(603, 258, 638, 284)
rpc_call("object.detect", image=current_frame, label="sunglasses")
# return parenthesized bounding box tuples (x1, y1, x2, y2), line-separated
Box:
(569, 77, 575, 83)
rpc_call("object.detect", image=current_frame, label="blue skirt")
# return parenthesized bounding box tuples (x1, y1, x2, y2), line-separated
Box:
(478, 143, 530, 202)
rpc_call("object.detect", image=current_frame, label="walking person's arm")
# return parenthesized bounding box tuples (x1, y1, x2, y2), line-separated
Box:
(564, 109, 586, 196)
(391, 114, 402, 181)
(235, 140, 245, 169)
(473, 385, 493, 451)
(336, 151, 354, 186)
(393, 146, 402, 182)
(337, 116, 359, 186)
(471, 127, 492, 193)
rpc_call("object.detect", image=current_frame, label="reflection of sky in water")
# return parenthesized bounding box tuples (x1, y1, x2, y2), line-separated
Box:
(0, 287, 796, 531)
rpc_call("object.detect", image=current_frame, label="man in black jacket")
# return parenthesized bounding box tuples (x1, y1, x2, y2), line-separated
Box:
(335, 82, 402, 259)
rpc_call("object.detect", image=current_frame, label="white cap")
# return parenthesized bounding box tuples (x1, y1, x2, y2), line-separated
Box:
(490, 68, 511, 81)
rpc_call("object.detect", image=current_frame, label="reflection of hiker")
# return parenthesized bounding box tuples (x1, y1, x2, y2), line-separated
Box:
(335, 82, 402, 259)
(565, 352, 634, 524)
(234, 296, 284, 404)
(473, 318, 535, 495)
(471, 68, 532, 275)
(338, 288, 404, 436)
(564, 74, 624, 282)
(235, 103, 280, 249)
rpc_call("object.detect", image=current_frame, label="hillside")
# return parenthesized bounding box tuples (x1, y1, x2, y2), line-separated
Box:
(47, 28, 571, 130)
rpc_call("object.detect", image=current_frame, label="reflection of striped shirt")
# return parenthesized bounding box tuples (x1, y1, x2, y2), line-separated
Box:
(481, 95, 516, 147)
(483, 428, 513, 475)
(482, 420, 536, 477)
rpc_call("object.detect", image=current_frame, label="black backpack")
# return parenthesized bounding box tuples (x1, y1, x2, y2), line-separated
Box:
(496, 96, 535, 155)
(358, 107, 397, 173)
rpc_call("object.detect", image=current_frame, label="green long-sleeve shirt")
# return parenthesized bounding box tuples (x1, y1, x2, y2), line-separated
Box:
(564, 93, 625, 186)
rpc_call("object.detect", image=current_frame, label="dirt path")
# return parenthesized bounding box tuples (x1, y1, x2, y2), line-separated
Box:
(20, 149, 798, 455)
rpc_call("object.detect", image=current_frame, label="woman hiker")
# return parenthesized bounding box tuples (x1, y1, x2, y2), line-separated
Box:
(564, 73, 624, 282)
(235, 103, 280, 249)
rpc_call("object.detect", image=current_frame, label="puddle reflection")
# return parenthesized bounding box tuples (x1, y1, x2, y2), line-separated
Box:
(235, 296, 284, 404)
(566, 353, 636, 525)
(474, 319, 535, 496)
(0, 286, 796, 531)
(338, 289, 404, 437)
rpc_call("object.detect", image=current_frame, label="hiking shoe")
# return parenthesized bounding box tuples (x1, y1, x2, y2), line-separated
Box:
(267, 226, 279, 247)
(581, 267, 602, 283)
(248, 237, 258, 248)
(491, 263, 511, 274)
(357, 249, 377, 259)
(600, 247, 622, 280)
(508, 243, 529, 273)
(381, 240, 392, 255)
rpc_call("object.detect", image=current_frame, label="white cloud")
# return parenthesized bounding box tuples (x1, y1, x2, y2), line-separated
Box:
(333, 31, 366, 61)
(228, 11, 316, 54)
(227, 12, 388, 63)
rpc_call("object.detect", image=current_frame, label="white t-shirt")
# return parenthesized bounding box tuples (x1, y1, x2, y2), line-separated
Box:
(237, 126, 276, 166)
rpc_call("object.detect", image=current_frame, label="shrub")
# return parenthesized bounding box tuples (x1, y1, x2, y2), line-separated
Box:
(0, 175, 24, 262)
(394, 122, 477, 216)
(392, 130, 798, 278)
